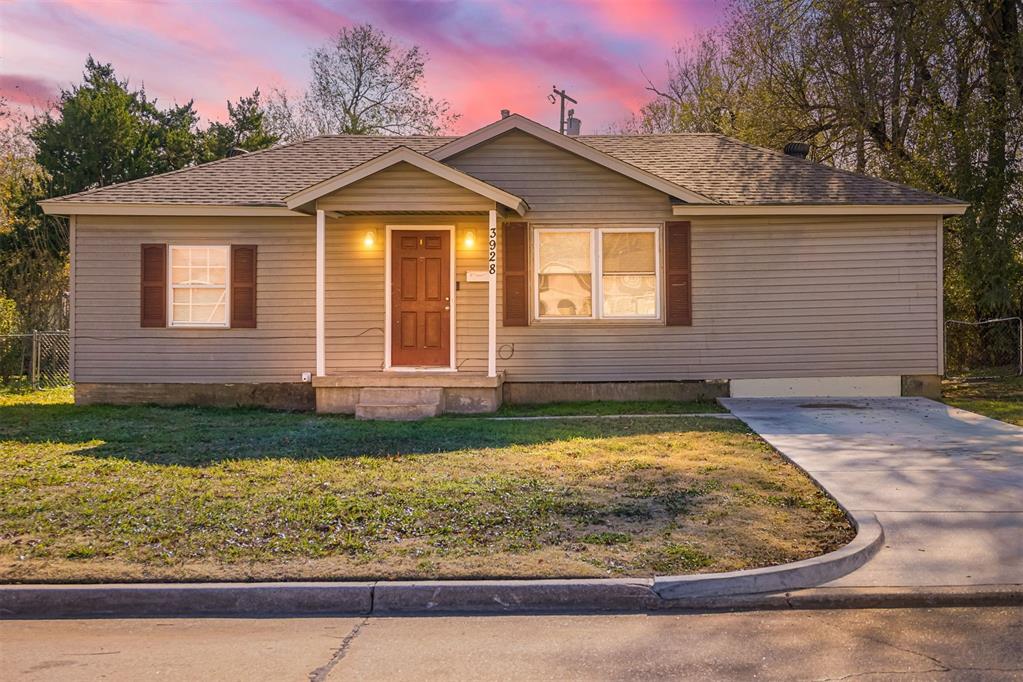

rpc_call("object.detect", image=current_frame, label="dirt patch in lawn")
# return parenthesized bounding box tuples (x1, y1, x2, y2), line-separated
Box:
(0, 390, 854, 583)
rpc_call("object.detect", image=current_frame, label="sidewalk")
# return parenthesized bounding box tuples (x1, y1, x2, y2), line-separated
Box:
(722, 397, 1023, 589)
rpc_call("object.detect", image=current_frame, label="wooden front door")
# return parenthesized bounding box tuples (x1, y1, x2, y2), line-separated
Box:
(391, 230, 451, 367)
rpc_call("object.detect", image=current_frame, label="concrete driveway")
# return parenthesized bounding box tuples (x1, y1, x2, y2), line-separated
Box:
(721, 397, 1023, 588)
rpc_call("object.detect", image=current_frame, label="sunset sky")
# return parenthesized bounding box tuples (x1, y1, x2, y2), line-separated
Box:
(0, 0, 722, 134)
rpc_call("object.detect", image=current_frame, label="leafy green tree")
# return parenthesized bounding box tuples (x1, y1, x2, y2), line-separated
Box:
(7, 58, 274, 330)
(635, 0, 1023, 324)
(199, 89, 279, 162)
(0, 102, 68, 330)
(31, 57, 201, 198)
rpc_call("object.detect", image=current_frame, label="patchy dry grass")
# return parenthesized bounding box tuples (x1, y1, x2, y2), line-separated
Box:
(0, 387, 853, 583)
(943, 376, 1023, 426)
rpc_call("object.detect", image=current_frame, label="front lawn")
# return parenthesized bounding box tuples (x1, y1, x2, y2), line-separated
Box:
(943, 376, 1023, 426)
(0, 388, 853, 583)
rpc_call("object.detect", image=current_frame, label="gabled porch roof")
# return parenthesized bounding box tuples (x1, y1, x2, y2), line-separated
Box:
(284, 146, 529, 216)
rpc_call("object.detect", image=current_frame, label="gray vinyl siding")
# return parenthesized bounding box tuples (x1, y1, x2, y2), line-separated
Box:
(492, 216, 940, 382)
(446, 132, 940, 382)
(74, 215, 316, 383)
(72, 131, 941, 385)
(446, 130, 673, 222)
(316, 162, 495, 213)
(73, 214, 490, 383)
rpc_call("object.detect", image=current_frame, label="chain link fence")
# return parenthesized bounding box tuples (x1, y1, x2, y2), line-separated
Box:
(0, 331, 70, 388)
(944, 317, 1023, 379)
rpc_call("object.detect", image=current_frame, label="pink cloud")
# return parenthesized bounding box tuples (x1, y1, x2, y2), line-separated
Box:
(237, 0, 353, 39)
(0, 0, 718, 132)
(0, 74, 58, 107)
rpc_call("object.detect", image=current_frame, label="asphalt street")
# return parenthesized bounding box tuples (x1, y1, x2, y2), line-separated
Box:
(3, 607, 1021, 681)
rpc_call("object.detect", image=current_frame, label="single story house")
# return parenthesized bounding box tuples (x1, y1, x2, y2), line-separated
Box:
(41, 114, 967, 417)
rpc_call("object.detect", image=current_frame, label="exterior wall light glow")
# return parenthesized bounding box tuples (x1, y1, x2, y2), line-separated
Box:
(363, 230, 377, 247)
(463, 229, 476, 248)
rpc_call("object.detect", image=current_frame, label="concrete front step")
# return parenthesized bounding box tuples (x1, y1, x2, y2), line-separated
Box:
(358, 387, 444, 406)
(355, 403, 441, 421)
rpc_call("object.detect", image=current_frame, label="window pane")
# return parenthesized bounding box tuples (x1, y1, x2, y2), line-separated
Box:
(602, 232, 655, 273)
(171, 266, 190, 285)
(190, 248, 209, 268)
(538, 273, 591, 317)
(538, 232, 591, 274)
(171, 248, 189, 268)
(191, 304, 225, 324)
(191, 288, 226, 306)
(208, 266, 227, 285)
(171, 304, 190, 323)
(602, 275, 657, 317)
(170, 247, 229, 285)
(208, 247, 227, 267)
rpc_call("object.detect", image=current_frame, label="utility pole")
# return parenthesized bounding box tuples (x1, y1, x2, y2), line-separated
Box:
(548, 86, 577, 135)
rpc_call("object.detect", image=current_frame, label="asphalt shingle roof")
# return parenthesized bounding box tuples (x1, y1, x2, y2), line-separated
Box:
(49, 131, 958, 207)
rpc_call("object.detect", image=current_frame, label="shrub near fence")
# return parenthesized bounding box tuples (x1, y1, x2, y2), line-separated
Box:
(944, 318, 1023, 379)
(0, 331, 70, 388)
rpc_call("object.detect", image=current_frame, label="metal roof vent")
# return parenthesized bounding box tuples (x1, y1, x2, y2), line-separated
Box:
(783, 142, 810, 159)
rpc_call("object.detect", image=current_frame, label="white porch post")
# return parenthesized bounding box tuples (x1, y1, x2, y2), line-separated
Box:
(315, 209, 326, 377)
(487, 209, 498, 378)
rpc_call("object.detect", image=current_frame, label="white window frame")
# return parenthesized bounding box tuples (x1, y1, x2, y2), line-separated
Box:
(167, 244, 231, 328)
(533, 228, 596, 321)
(598, 227, 661, 321)
(532, 227, 661, 322)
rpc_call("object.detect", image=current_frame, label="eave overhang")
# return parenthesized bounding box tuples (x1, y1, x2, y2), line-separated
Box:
(38, 201, 301, 217)
(671, 203, 970, 217)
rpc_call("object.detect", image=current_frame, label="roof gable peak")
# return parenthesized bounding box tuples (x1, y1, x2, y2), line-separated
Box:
(428, 114, 717, 205)
(284, 145, 528, 215)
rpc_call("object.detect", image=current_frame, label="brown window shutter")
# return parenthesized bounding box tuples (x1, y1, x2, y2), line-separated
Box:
(231, 245, 257, 328)
(503, 222, 528, 326)
(140, 243, 167, 327)
(665, 221, 692, 326)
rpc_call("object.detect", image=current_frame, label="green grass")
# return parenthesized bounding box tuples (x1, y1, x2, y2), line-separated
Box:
(493, 399, 725, 417)
(0, 387, 852, 583)
(943, 376, 1023, 426)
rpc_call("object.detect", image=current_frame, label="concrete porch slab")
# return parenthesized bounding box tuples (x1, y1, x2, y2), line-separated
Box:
(313, 371, 504, 389)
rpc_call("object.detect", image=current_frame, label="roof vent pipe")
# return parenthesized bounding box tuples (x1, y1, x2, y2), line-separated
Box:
(500, 109, 511, 119)
(783, 142, 810, 159)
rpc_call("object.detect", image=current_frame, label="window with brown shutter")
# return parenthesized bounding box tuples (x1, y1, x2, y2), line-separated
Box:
(503, 222, 528, 326)
(140, 243, 167, 327)
(230, 245, 257, 328)
(665, 221, 692, 326)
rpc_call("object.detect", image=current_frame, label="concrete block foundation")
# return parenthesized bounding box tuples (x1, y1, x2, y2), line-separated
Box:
(901, 374, 942, 399)
(75, 382, 315, 411)
(503, 380, 728, 405)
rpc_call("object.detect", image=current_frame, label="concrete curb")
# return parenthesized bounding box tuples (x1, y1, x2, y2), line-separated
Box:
(0, 513, 885, 618)
(653, 511, 884, 599)
(0, 582, 374, 619)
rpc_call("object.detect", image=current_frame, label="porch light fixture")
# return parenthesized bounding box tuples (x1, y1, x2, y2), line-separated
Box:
(363, 230, 377, 248)
(463, 229, 476, 248)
